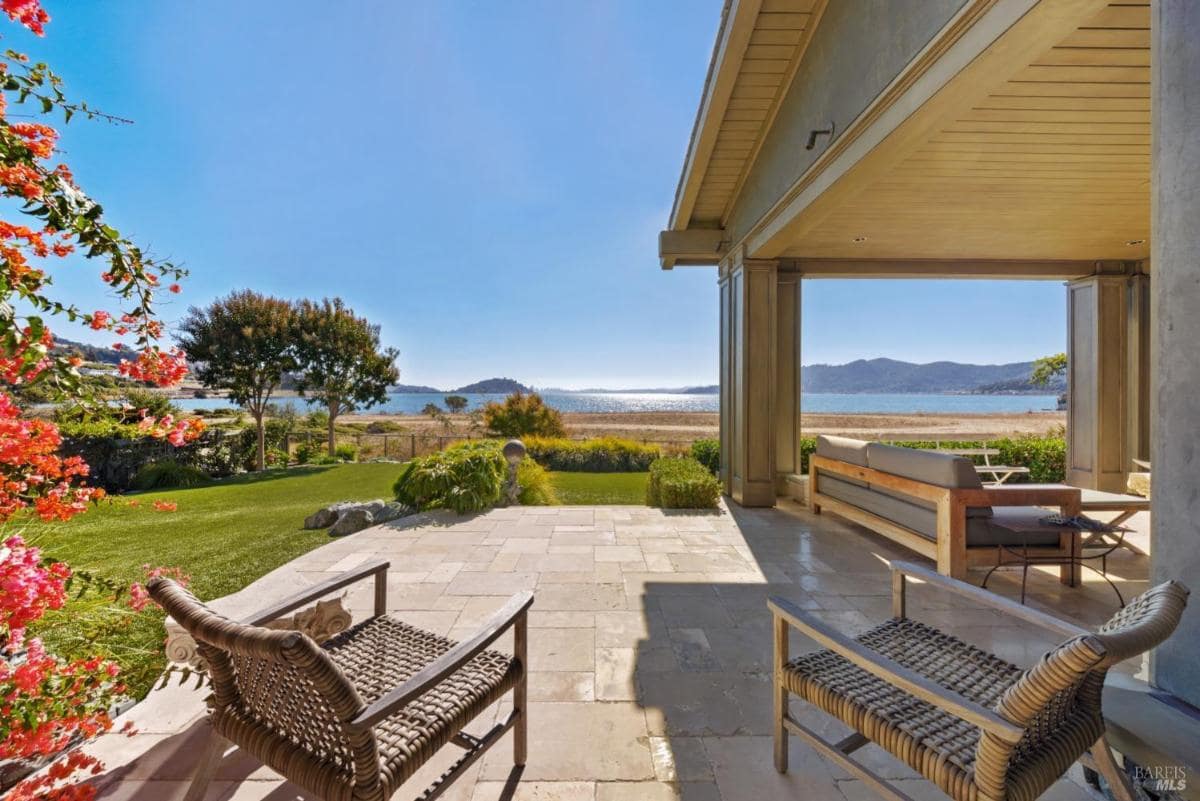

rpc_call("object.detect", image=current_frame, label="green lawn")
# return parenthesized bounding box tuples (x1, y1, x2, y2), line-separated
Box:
(28, 463, 402, 697)
(548, 471, 649, 505)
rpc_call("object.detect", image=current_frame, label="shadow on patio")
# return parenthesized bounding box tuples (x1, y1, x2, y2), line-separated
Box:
(628, 501, 1149, 801)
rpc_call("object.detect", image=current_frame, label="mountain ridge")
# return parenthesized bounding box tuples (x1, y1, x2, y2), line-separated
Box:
(389, 359, 1063, 395)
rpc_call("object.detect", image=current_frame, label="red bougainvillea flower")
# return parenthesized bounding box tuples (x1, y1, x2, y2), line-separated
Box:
(2, 0, 49, 35)
(117, 347, 189, 387)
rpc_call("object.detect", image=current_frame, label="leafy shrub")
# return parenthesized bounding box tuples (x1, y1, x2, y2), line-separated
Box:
(394, 440, 557, 513)
(483, 392, 566, 438)
(120, 387, 180, 420)
(294, 442, 316, 464)
(265, 448, 289, 467)
(365, 420, 406, 434)
(646, 457, 721, 509)
(131, 460, 211, 490)
(524, 436, 660, 472)
(517, 459, 557, 505)
(394, 440, 506, 513)
(690, 438, 720, 475)
(335, 442, 359, 462)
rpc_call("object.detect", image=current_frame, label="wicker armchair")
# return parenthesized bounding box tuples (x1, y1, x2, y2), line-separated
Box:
(770, 561, 1189, 801)
(149, 559, 532, 801)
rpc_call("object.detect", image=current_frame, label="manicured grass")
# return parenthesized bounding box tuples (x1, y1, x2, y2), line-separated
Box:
(548, 471, 649, 505)
(28, 463, 402, 697)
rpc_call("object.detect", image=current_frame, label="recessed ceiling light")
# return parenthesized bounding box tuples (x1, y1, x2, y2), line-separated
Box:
(852, 236, 867, 243)
(1126, 239, 1146, 246)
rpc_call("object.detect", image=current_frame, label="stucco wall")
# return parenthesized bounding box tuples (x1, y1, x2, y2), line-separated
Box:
(1150, 0, 1200, 709)
(727, 0, 968, 244)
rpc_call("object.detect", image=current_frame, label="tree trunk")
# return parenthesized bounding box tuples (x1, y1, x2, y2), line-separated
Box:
(327, 401, 337, 457)
(254, 411, 266, 471)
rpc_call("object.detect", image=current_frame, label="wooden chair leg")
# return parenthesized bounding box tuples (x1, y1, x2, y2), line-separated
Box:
(1090, 735, 1138, 801)
(513, 612, 528, 767)
(183, 727, 229, 801)
(773, 614, 789, 773)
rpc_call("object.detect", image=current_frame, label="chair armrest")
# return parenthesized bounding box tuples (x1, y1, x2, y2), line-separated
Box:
(956, 485, 1081, 512)
(347, 590, 534, 733)
(889, 561, 1088, 638)
(242, 559, 390, 626)
(769, 594, 1025, 745)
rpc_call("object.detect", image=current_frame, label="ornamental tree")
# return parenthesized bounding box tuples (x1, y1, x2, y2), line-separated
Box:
(294, 298, 399, 456)
(177, 291, 298, 471)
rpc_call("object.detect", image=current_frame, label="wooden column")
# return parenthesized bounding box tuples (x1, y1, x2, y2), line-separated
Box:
(718, 268, 734, 496)
(720, 251, 778, 507)
(1066, 275, 1132, 492)
(1125, 273, 1150, 466)
(775, 270, 804, 498)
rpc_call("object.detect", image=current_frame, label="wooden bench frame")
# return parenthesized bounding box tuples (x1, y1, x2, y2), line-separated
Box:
(809, 454, 1082, 582)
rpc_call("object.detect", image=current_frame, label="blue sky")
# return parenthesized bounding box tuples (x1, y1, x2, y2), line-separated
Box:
(17, 2, 1064, 389)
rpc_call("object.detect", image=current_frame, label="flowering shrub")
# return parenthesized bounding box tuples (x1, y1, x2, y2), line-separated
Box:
(0, 2, 203, 796)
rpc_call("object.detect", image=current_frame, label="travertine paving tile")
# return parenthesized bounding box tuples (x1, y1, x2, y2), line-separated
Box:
(90, 501, 1146, 801)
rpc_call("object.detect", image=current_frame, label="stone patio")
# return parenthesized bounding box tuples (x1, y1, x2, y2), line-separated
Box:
(85, 501, 1150, 801)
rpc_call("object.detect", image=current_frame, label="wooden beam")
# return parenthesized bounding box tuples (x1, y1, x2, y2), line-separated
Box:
(659, 228, 727, 269)
(789, 258, 1108, 279)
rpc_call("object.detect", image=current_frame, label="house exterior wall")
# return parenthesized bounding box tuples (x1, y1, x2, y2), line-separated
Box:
(1150, 0, 1200, 710)
(727, 0, 968, 245)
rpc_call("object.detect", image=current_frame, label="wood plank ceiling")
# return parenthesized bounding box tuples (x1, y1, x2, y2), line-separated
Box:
(689, 0, 820, 226)
(786, 1, 1151, 263)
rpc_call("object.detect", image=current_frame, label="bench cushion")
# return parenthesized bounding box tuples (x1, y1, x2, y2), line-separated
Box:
(867, 442, 992, 519)
(969, 506, 1067, 548)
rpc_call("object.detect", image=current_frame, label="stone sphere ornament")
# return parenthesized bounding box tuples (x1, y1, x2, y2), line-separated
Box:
(503, 439, 526, 464)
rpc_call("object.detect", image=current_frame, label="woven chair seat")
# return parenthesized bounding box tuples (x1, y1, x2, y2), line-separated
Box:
(321, 615, 521, 793)
(783, 618, 1025, 797)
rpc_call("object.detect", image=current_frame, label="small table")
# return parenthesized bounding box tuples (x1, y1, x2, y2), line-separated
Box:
(1023, 485, 1150, 554)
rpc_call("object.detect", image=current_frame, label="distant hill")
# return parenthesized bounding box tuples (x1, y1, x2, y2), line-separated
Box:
(54, 337, 123, 366)
(454, 377, 532, 394)
(801, 358, 1064, 394)
(392, 383, 443, 394)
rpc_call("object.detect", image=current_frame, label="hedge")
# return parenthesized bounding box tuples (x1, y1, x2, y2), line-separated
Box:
(794, 434, 1066, 483)
(523, 436, 661, 472)
(58, 427, 254, 492)
(690, 438, 720, 476)
(646, 457, 721, 509)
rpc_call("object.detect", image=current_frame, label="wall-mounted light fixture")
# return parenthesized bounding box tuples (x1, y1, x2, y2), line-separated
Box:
(806, 121, 836, 150)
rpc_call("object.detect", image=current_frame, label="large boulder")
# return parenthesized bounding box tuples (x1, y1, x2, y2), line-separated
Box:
(374, 502, 410, 524)
(307, 499, 411, 536)
(329, 508, 375, 537)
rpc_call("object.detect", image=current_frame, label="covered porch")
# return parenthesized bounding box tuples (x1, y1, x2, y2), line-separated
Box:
(81, 503, 1150, 800)
(659, 0, 1197, 711)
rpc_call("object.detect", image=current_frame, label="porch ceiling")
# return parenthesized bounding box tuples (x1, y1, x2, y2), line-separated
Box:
(783, 1, 1150, 263)
(664, 0, 1153, 271)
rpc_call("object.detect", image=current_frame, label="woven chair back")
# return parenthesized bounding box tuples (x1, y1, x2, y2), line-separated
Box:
(149, 578, 382, 799)
(974, 580, 1189, 801)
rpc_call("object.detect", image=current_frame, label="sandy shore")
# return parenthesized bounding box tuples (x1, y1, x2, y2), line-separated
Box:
(344, 410, 1065, 442)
